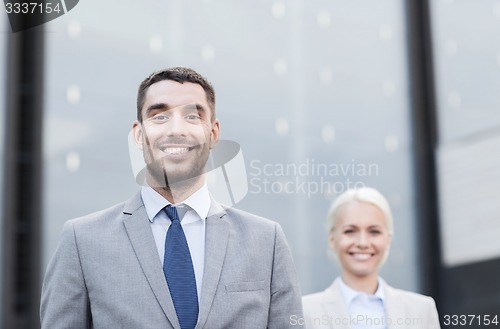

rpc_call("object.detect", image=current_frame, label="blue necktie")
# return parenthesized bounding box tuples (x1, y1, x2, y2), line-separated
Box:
(163, 205, 199, 329)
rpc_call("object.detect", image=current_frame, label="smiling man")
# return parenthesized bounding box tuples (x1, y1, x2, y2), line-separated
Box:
(135, 77, 219, 200)
(40, 67, 304, 329)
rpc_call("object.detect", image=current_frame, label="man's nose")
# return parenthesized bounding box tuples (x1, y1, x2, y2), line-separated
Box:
(166, 114, 187, 136)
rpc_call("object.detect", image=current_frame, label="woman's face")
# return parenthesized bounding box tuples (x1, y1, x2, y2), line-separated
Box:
(329, 200, 392, 281)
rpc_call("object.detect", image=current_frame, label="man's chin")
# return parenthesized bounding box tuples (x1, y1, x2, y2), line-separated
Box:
(144, 151, 209, 187)
(146, 167, 204, 188)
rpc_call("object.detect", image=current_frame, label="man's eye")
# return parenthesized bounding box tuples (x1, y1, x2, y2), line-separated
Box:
(344, 230, 354, 234)
(152, 115, 168, 121)
(186, 115, 201, 120)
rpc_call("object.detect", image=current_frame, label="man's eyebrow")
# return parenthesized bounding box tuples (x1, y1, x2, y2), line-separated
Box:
(145, 102, 170, 115)
(145, 102, 207, 116)
(181, 103, 209, 117)
(184, 103, 206, 112)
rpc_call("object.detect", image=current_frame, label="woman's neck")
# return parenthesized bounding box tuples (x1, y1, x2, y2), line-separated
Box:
(341, 272, 379, 295)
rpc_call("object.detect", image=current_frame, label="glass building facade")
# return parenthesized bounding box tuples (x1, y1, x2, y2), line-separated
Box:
(41, 0, 419, 294)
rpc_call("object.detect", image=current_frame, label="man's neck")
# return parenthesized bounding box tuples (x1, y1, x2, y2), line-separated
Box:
(147, 175, 205, 204)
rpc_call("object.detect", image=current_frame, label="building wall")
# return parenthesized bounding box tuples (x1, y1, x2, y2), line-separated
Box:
(431, 0, 500, 318)
(0, 13, 7, 326)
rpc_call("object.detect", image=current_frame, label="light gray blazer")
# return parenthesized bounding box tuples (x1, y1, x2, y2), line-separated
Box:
(41, 192, 304, 329)
(302, 278, 441, 329)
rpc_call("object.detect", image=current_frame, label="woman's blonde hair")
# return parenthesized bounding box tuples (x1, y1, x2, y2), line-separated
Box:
(327, 187, 394, 236)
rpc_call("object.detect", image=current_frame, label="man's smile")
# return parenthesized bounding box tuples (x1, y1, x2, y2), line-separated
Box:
(158, 144, 199, 156)
(161, 146, 191, 155)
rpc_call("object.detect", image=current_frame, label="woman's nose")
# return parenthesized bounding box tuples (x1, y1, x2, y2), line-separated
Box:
(356, 232, 369, 247)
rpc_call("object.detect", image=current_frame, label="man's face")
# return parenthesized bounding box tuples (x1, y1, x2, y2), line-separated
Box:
(133, 80, 220, 187)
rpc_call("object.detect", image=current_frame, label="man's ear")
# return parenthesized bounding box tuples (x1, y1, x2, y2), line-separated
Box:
(210, 119, 221, 148)
(132, 120, 144, 150)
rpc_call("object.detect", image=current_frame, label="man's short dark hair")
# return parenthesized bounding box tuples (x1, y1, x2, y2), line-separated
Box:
(137, 67, 216, 122)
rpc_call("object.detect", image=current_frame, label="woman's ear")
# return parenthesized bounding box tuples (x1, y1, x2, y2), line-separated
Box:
(328, 231, 336, 252)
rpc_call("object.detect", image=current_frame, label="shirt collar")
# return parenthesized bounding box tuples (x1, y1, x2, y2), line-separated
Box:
(141, 183, 211, 223)
(338, 277, 385, 306)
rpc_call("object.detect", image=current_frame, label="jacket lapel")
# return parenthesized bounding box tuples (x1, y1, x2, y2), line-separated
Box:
(195, 198, 229, 329)
(323, 278, 351, 329)
(382, 279, 405, 329)
(122, 192, 180, 329)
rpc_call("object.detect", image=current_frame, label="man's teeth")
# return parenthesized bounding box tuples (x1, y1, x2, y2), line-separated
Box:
(163, 147, 189, 155)
(352, 253, 372, 260)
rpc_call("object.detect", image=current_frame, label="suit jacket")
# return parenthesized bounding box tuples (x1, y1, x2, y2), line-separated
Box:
(302, 278, 440, 329)
(41, 192, 304, 329)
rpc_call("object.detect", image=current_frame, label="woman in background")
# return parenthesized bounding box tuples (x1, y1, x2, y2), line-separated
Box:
(302, 187, 440, 329)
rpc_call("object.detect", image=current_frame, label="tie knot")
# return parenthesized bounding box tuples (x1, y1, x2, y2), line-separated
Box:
(164, 205, 180, 223)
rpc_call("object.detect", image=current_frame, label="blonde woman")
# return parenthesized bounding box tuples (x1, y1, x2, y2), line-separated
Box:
(302, 187, 440, 329)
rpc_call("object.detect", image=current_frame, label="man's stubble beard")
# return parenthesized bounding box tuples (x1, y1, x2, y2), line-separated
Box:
(144, 141, 210, 191)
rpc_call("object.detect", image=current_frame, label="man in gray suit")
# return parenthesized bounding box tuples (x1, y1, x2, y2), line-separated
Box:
(40, 67, 304, 328)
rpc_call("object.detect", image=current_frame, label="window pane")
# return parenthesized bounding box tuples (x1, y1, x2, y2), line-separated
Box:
(42, 0, 421, 297)
(431, 0, 500, 143)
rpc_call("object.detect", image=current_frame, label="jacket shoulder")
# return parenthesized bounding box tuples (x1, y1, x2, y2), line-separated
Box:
(385, 283, 438, 310)
(302, 291, 326, 307)
(389, 286, 435, 302)
(68, 201, 128, 227)
(68, 191, 142, 226)
(223, 206, 278, 229)
(302, 279, 341, 309)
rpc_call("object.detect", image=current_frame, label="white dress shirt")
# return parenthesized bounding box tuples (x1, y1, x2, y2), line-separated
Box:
(339, 277, 387, 329)
(141, 183, 210, 302)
